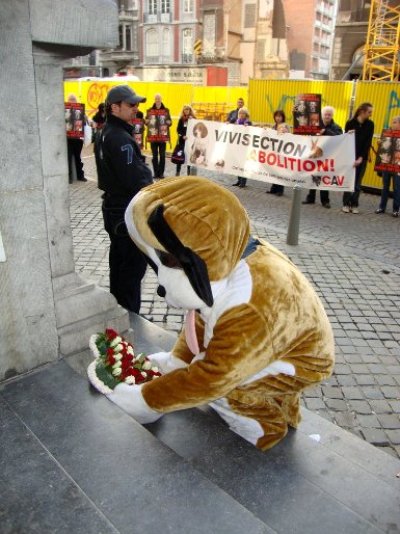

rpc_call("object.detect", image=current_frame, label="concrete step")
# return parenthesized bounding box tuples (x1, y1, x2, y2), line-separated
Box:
(1, 314, 399, 533)
(0, 361, 272, 534)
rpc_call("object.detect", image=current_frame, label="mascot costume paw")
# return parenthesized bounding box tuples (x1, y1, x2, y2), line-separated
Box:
(89, 176, 334, 451)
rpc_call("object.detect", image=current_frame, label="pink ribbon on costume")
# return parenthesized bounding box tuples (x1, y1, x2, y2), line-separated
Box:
(185, 309, 200, 355)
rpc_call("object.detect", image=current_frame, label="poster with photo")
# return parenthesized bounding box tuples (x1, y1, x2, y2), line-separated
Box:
(131, 117, 145, 148)
(146, 109, 169, 142)
(293, 94, 322, 135)
(374, 129, 400, 173)
(65, 102, 85, 139)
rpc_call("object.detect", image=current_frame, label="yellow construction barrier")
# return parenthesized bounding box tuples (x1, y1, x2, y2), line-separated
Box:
(64, 78, 400, 191)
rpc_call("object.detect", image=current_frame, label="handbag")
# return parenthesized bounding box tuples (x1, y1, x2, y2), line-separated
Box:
(171, 143, 185, 164)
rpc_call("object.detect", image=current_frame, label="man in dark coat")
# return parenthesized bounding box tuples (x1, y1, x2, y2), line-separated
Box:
(95, 85, 153, 313)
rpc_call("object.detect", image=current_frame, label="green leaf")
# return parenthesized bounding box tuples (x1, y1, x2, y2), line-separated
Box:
(95, 362, 120, 390)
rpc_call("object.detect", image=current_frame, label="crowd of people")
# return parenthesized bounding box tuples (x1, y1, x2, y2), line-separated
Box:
(65, 86, 398, 316)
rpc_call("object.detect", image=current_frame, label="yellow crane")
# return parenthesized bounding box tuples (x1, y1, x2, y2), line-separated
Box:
(362, 0, 400, 81)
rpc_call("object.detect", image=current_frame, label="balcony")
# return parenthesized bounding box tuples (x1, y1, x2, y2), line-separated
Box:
(143, 12, 172, 23)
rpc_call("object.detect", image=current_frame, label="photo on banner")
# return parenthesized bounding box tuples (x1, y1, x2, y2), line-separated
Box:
(146, 109, 170, 142)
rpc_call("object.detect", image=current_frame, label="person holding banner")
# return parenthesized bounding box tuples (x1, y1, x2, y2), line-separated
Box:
(375, 115, 400, 218)
(302, 106, 343, 209)
(227, 97, 245, 124)
(66, 94, 87, 183)
(232, 107, 252, 188)
(267, 110, 287, 196)
(342, 103, 374, 214)
(145, 94, 172, 179)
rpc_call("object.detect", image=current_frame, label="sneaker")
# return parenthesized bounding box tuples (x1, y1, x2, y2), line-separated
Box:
(352, 207, 359, 214)
(375, 208, 385, 214)
(341, 206, 350, 213)
(393, 211, 399, 218)
(322, 203, 331, 209)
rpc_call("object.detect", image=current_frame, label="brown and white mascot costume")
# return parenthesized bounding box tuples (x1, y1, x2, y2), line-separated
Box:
(91, 176, 334, 451)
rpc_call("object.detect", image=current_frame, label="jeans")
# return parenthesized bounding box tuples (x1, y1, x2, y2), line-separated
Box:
(379, 172, 400, 212)
(151, 142, 166, 178)
(343, 160, 367, 208)
(102, 200, 148, 313)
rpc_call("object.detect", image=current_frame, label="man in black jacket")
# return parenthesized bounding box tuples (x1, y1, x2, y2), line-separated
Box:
(226, 97, 245, 124)
(342, 102, 374, 214)
(95, 85, 153, 313)
(302, 106, 343, 208)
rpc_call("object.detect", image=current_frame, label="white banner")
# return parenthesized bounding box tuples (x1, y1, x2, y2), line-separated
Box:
(186, 119, 356, 191)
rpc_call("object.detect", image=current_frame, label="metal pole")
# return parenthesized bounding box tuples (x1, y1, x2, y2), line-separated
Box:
(286, 184, 302, 245)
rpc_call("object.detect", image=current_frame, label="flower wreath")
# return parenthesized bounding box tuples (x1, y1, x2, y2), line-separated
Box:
(87, 328, 161, 394)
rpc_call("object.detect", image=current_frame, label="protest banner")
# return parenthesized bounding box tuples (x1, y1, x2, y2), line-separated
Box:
(146, 109, 170, 142)
(293, 94, 322, 135)
(186, 119, 355, 191)
(131, 117, 145, 149)
(65, 102, 85, 139)
(374, 129, 400, 174)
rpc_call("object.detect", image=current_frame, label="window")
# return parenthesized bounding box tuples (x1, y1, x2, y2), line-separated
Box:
(184, 0, 194, 13)
(146, 28, 159, 57)
(126, 26, 132, 51)
(244, 4, 256, 28)
(149, 0, 157, 15)
(182, 28, 193, 62)
(161, 0, 170, 14)
(203, 13, 216, 55)
(163, 28, 171, 58)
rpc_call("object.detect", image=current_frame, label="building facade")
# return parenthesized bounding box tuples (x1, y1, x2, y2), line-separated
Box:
(283, 0, 338, 79)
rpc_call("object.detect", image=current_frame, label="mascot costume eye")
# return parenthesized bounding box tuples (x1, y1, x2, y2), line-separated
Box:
(89, 176, 334, 451)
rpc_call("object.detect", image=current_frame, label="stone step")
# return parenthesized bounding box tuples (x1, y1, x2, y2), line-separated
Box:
(0, 361, 273, 534)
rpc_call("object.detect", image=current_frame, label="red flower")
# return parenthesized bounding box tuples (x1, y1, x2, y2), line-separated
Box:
(107, 355, 116, 366)
(105, 328, 118, 340)
(107, 348, 114, 357)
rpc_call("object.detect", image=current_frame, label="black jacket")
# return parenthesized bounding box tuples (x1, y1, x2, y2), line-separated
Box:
(345, 117, 374, 160)
(95, 114, 152, 205)
(227, 108, 240, 124)
(322, 120, 342, 136)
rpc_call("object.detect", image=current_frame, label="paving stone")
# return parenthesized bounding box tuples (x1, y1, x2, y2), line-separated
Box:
(362, 387, 385, 400)
(360, 428, 390, 446)
(376, 414, 400, 429)
(321, 386, 343, 399)
(356, 414, 380, 428)
(354, 374, 376, 386)
(385, 430, 400, 445)
(369, 400, 392, 414)
(341, 386, 365, 400)
(348, 400, 372, 415)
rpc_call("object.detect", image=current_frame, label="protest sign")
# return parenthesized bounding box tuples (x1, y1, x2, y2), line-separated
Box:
(65, 102, 85, 139)
(131, 117, 145, 148)
(186, 119, 355, 191)
(293, 94, 322, 135)
(146, 109, 170, 142)
(374, 129, 400, 174)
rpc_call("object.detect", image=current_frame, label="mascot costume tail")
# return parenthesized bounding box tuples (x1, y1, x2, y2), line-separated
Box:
(89, 176, 335, 451)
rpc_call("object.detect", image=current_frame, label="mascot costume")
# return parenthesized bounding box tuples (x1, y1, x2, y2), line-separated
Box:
(89, 176, 334, 451)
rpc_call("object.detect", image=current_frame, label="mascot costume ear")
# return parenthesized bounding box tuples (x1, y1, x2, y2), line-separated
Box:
(89, 176, 334, 453)
(147, 204, 213, 307)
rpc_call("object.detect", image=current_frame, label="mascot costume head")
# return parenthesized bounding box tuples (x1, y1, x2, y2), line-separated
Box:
(90, 176, 335, 451)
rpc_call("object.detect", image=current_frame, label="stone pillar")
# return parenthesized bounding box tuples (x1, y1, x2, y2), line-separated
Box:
(0, 0, 129, 381)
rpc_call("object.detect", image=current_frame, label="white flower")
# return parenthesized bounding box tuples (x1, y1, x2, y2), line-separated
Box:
(142, 360, 152, 370)
(112, 367, 122, 376)
(151, 366, 160, 373)
(113, 352, 122, 361)
(89, 335, 101, 359)
(113, 343, 123, 353)
(127, 346, 134, 355)
(112, 361, 122, 369)
(125, 376, 136, 385)
(141, 371, 147, 378)
(110, 336, 122, 347)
